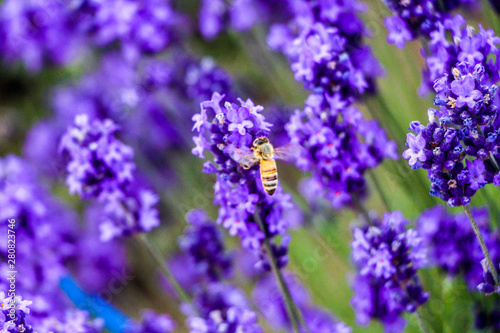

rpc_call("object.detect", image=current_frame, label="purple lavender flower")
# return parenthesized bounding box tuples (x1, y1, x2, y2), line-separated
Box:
(192, 93, 300, 269)
(127, 310, 175, 333)
(179, 210, 233, 282)
(267, 0, 382, 99)
(188, 307, 262, 333)
(74, 205, 128, 293)
(71, 0, 184, 59)
(287, 93, 397, 209)
(416, 206, 500, 290)
(266, 0, 395, 210)
(0, 156, 105, 331)
(172, 209, 264, 333)
(59, 114, 135, 201)
(60, 114, 160, 240)
(477, 260, 500, 294)
(474, 303, 500, 330)
(382, 0, 478, 49)
(351, 211, 429, 332)
(405, 62, 500, 206)
(402, 133, 427, 166)
(451, 75, 482, 108)
(418, 15, 500, 95)
(198, 0, 290, 40)
(0, 0, 80, 71)
(0, 0, 184, 70)
(384, 16, 413, 49)
(184, 57, 234, 104)
(1, 294, 35, 333)
(37, 309, 104, 332)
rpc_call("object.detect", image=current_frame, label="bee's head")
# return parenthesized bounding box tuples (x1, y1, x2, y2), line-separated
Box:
(253, 136, 269, 148)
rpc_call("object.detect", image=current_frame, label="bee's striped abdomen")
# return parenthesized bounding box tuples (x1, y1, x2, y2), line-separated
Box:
(260, 159, 278, 195)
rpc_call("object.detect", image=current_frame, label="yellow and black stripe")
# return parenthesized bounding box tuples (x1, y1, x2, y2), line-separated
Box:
(260, 159, 278, 195)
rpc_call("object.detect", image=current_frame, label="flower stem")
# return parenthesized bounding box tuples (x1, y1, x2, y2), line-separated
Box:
(351, 193, 374, 226)
(368, 170, 391, 212)
(136, 233, 192, 305)
(254, 213, 309, 333)
(463, 205, 500, 286)
(414, 310, 430, 333)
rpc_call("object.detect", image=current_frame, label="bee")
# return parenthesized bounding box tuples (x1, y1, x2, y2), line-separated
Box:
(235, 136, 297, 196)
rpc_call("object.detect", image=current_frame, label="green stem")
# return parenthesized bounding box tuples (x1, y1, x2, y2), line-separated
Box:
(254, 213, 308, 333)
(463, 205, 500, 286)
(351, 193, 374, 226)
(368, 170, 391, 212)
(136, 233, 192, 305)
(414, 310, 430, 333)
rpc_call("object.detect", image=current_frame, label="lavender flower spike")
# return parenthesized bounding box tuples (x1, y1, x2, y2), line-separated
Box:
(351, 212, 429, 332)
(405, 62, 500, 206)
(403, 133, 427, 166)
(60, 114, 160, 240)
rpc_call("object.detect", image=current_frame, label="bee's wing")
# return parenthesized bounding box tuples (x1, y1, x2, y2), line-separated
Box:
(273, 143, 303, 162)
(232, 147, 260, 169)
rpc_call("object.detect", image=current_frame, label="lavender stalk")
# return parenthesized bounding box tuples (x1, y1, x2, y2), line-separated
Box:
(463, 205, 500, 286)
(254, 213, 303, 333)
(137, 234, 192, 305)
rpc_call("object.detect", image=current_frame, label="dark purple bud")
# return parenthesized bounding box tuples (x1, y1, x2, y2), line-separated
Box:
(447, 197, 460, 207)
(477, 149, 489, 159)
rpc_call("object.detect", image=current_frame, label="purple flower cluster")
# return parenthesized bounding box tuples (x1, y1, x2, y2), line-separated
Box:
(404, 61, 500, 206)
(198, 0, 290, 40)
(418, 14, 500, 95)
(179, 210, 233, 282)
(416, 206, 500, 291)
(36, 310, 104, 333)
(192, 93, 299, 268)
(0, 0, 184, 70)
(0, 156, 105, 331)
(26, 51, 234, 186)
(287, 93, 397, 209)
(173, 209, 263, 333)
(1, 294, 34, 333)
(383, 0, 478, 49)
(72, 0, 184, 57)
(475, 303, 500, 331)
(266, 0, 396, 210)
(252, 272, 351, 332)
(75, 205, 128, 293)
(188, 306, 262, 333)
(268, 0, 382, 99)
(0, 0, 80, 71)
(128, 310, 175, 333)
(350, 211, 428, 332)
(60, 114, 160, 240)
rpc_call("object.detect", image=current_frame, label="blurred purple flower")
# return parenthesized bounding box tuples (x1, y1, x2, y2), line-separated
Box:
(351, 212, 428, 332)
(0, 156, 104, 330)
(179, 210, 233, 282)
(59, 114, 160, 240)
(382, 0, 478, 49)
(127, 310, 175, 333)
(287, 93, 397, 209)
(384, 16, 412, 49)
(416, 206, 499, 290)
(188, 306, 262, 333)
